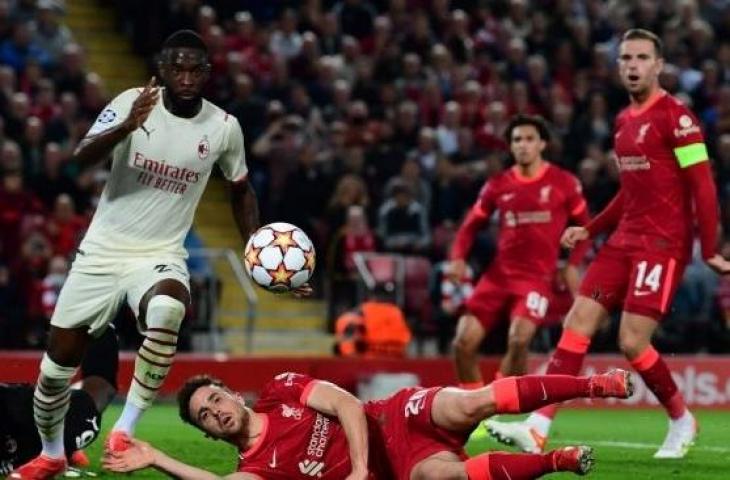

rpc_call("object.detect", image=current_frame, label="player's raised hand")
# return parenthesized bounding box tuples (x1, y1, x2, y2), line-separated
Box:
(102, 438, 156, 472)
(123, 76, 159, 132)
(705, 254, 730, 275)
(561, 226, 589, 249)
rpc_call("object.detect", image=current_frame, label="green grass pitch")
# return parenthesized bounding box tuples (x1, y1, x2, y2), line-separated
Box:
(83, 405, 729, 479)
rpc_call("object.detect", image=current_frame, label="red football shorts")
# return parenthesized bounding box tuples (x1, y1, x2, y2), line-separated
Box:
(579, 244, 686, 320)
(465, 274, 552, 330)
(365, 387, 468, 479)
(544, 285, 573, 326)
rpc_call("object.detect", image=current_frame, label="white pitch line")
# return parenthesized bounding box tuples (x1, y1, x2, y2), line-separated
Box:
(557, 439, 730, 454)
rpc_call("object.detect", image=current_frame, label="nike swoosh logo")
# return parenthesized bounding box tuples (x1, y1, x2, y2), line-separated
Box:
(502, 465, 513, 480)
(540, 382, 548, 401)
(268, 449, 277, 468)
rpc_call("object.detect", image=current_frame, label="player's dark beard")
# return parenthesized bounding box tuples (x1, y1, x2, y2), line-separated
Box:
(163, 87, 202, 118)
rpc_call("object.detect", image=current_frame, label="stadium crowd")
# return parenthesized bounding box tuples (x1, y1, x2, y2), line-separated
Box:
(2, 0, 730, 353)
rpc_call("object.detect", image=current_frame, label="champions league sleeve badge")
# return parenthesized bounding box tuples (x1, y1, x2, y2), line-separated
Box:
(96, 108, 117, 125)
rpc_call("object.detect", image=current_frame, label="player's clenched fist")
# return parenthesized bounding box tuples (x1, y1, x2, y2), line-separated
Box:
(561, 226, 589, 249)
(123, 76, 159, 133)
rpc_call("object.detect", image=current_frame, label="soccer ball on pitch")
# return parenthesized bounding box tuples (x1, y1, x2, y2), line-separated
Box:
(243, 222, 316, 292)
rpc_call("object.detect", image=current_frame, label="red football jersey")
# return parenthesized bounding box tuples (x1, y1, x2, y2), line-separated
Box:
(237, 372, 352, 479)
(610, 90, 706, 256)
(463, 163, 587, 285)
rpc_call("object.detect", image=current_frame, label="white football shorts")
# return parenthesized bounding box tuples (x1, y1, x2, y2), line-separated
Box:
(50, 253, 190, 336)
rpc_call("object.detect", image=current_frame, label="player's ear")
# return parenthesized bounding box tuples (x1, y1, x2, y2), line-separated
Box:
(655, 56, 664, 74)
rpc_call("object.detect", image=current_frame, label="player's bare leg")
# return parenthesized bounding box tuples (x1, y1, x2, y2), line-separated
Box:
(619, 312, 696, 458)
(410, 446, 596, 479)
(418, 377, 631, 480)
(8, 327, 91, 479)
(499, 317, 538, 376)
(452, 314, 487, 388)
(107, 279, 189, 453)
(486, 296, 606, 452)
(430, 370, 631, 433)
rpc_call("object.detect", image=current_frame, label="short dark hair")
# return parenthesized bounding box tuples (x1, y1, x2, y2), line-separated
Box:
(505, 114, 551, 143)
(621, 29, 663, 58)
(162, 29, 208, 54)
(177, 374, 225, 427)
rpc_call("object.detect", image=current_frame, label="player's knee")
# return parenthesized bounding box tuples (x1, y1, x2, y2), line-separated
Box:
(40, 353, 77, 381)
(455, 391, 486, 423)
(145, 294, 186, 333)
(563, 303, 599, 337)
(618, 333, 647, 359)
(452, 334, 478, 358)
(506, 330, 531, 353)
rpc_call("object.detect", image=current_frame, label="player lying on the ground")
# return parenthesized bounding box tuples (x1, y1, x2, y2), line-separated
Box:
(103, 369, 633, 479)
(2, 328, 118, 476)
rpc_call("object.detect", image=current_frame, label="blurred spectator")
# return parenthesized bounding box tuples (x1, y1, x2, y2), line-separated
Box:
(280, 142, 332, 246)
(33, 0, 72, 64)
(14, 220, 53, 346)
(45, 193, 86, 257)
(385, 156, 431, 213)
(5, 90, 30, 139)
(325, 173, 370, 233)
(333, 0, 376, 41)
(429, 259, 474, 354)
(0, 162, 44, 260)
(408, 126, 441, 178)
(20, 115, 45, 175)
(377, 180, 430, 255)
(39, 254, 67, 323)
(269, 8, 301, 60)
(435, 101, 461, 156)
(53, 42, 85, 97)
(227, 73, 266, 141)
(30, 142, 78, 210)
(326, 205, 376, 323)
(0, 21, 51, 72)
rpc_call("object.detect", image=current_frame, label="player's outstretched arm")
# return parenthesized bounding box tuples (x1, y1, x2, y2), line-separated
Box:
(305, 381, 369, 480)
(73, 77, 159, 170)
(103, 438, 258, 480)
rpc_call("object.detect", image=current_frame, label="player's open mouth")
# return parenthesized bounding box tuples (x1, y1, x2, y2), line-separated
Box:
(628, 74, 639, 82)
(222, 415, 232, 428)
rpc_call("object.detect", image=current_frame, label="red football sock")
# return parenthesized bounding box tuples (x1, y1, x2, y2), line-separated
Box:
(533, 328, 591, 419)
(630, 346, 686, 419)
(491, 375, 591, 413)
(465, 452, 555, 480)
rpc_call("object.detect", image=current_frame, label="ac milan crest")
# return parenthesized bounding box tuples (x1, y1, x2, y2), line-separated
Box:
(198, 135, 210, 160)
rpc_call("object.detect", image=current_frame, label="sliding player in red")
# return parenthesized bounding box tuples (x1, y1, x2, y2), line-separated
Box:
(450, 115, 589, 388)
(103, 369, 633, 479)
(486, 28, 730, 459)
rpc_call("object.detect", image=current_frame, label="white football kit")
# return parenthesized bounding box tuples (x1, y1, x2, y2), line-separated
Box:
(51, 88, 247, 334)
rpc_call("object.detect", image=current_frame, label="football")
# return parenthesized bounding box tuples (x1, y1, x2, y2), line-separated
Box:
(243, 222, 316, 292)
